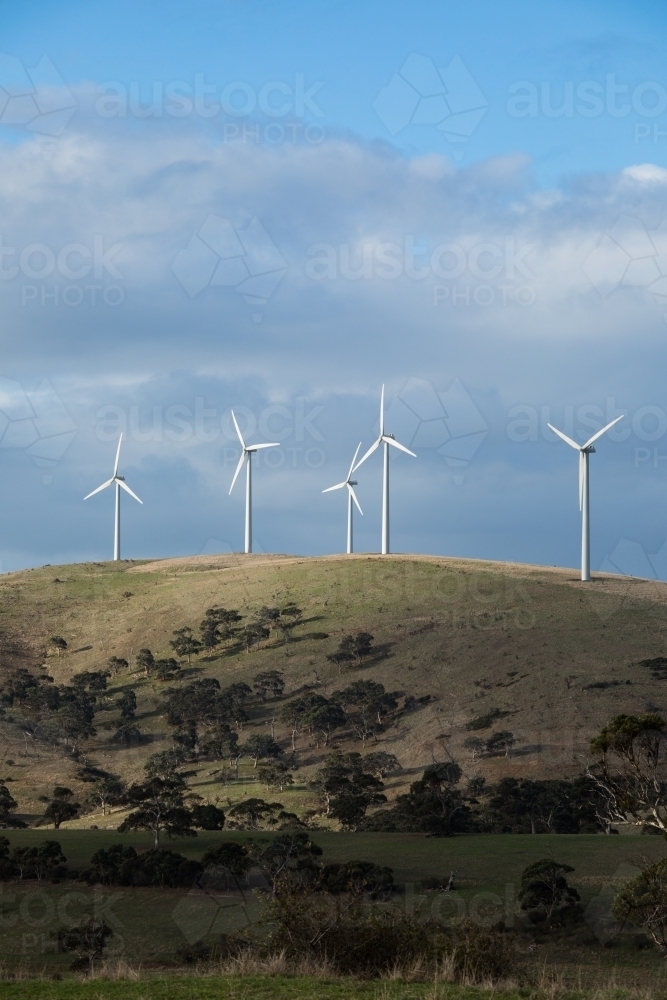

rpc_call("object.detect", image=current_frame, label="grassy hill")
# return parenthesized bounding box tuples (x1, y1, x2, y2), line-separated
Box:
(1, 552, 667, 827)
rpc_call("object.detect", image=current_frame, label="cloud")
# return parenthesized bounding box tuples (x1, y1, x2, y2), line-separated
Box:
(0, 117, 667, 567)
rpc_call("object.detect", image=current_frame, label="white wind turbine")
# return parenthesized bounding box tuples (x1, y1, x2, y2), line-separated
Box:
(355, 385, 416, 555)
(548, 416, 623, 582)
(323, 443, 363, 554)
(84, 434, 143, 561)
(229, 410, 279, 554)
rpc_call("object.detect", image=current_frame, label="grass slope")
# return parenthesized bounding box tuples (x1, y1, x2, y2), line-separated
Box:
(1, 553, 667, 822)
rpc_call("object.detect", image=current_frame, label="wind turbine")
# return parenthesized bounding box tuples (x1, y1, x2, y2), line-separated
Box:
(323, 443, 363, 554)
(84, 434, 143, 561)
(229, 410, 279, 554)
(548, 416, 623, 582)
(355, 385, 416, 555)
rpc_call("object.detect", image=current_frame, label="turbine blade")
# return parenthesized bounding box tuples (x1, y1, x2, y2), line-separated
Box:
(579, 451, 584, 512)
(582, 415, 624, 450)
(348, 483, 363, 515)
(379, 384, 385, 438)
(547, 423, 581, 451)
(231, 410, 245, 450)
(347, 442, 362, 480)
(322, 482, 347, 493)
(229, 451, 246, 494)
(118, 479, 143, 504)
(247, 442, 280, 450)
(83, 477, 115, 500)
(354, 437, 381, 470)
(385, 436, 416, 457)
(113, 434, 123, 477)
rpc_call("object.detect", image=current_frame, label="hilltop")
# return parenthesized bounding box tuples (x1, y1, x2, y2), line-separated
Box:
(1, 552, 667, 827)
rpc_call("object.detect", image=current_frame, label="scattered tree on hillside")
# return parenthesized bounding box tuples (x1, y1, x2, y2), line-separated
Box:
(71, 671, 108, 697)
(136, 648, 155, 678)
(108, 656, 128, 676)
(304, 702, 347, 747)
(331, 680, 397, 746)
(243, 621, 270, 651)
(226, 797, 285, 831)
(253, 670, 285, 701)
(485, 731, 516, 757)
(463, 736, 486, 761)
(198, 722, 239, 762)
(86, 776, 125, 817)
(588, 713, 667, 833)
(327, 633, 375, 670)
(362, 751, 401, 779)
(0, 779, 26, 828)
(119, 759, 197, 847)
(0, 669, 40, 707)
(44, 787, 81, 829)
(312, 751, 386, 829)
(365, 762, 472, 837)
(170, 627, 203, 663)
(191, 803, 226, 830)
(242, 733, 283, 768)
(259, 760, 294, 791)
(154, 657, 180, 681)
(116, 690, 136, 720)
(51, 636, 67, 657)
(199, 607, 243, 649)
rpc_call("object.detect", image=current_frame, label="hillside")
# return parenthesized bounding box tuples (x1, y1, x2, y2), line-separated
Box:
(1, 552, 667, 828)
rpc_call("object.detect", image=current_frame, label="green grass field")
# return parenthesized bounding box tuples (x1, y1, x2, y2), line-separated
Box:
(0, 830, 666, 979)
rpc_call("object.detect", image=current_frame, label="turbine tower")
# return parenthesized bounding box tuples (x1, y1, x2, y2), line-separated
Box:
(84, 434, 143, 561)
(229, 410, 279, 554)
(355, 385, 416, 555)
(548, 416, 623, 582)
(323, 443, 363, 554)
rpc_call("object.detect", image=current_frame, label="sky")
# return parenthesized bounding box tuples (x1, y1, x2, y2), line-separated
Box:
(0, 0, 666, 578)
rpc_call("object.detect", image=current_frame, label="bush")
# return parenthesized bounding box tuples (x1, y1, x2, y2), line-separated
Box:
(318, 860, 395, 897)
(52, 918, 112, 971)
(81, 844, 202, 888)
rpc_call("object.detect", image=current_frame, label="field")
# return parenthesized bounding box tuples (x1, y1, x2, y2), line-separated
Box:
(1, 552, 667, 821)
(1, 829, 667, 979)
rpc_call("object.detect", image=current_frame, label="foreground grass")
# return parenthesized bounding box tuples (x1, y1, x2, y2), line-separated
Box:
(2, 975, 667, 1000)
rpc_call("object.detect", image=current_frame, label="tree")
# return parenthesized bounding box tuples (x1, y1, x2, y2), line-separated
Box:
(327, 633, 375, 670)
(12, 840, 67, 880)
(250, 831, 323, 894)
(52, 918, 113, 971)
(118, 761, 197, 847)
(253, 670, 285, 701)
(276, 604, 303, 644)
(191, 803, 226, 830)
(463, 736, 486, 761)
(154, 658, 180, 681)
(312, 752, 386, 829)
(199, 607, 243, 649)
(198, 722, 239, 762)
(86, 776, 125, 817)
(170, 627, 203, 663)
(116, 689, 136, 720)
(259, 760, 294, 791)
(136, 648, 155, 678)
(367, 762, 471, 836)
(362, 751, 401, 779)
(613, 858, 667, 952)
(280, 694, 328, 750)
(200, 841, 251, 891)
(588, 713, 667, 832)
(485, 731, 516, 757)
(51, 636, 67, 657)
(226, 797, 285, 830)
(0, 779, 26, 828)
(304, 702, 346, 747)
(242, 733, 283, 767)
(72, 670, 109, 697)
(332, 680, 396, 745)
(518, 859, 580, 919)
(243, 621, 270, 651)
(44, 787, 81, 829)
(108, 656, 128, 676)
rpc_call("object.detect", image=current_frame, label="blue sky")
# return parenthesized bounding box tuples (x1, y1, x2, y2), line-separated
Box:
(0, 0, 666, 577)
